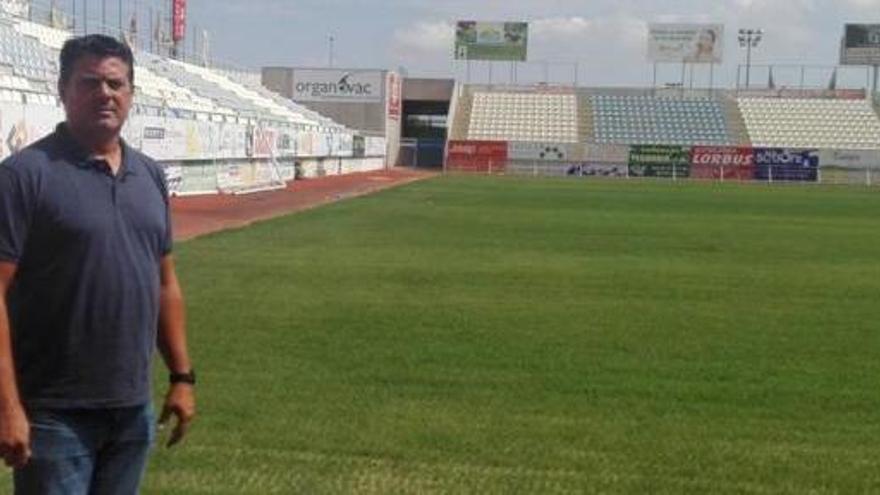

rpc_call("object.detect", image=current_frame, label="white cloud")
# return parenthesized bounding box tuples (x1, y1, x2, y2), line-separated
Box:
(392, 21, 454, 53)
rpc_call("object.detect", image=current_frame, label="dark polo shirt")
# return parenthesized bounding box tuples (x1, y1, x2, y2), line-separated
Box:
(0, 123, 172, 409)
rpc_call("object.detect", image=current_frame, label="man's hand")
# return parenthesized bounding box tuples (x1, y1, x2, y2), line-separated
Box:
(0, 403, 30, 468)
(158, 383, 195, 448)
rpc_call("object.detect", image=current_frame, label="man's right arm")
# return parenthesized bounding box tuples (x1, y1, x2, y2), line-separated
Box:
(0, 261, 29, 468)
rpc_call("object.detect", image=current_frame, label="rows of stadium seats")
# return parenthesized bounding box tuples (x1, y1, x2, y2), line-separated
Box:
(590, 95, 733, 146)
(12, 17, 70, 50)
(738, 98, 880, 150)
(468, 91, 579, 142)
(134, 61, 230, 115)
(0, 12, 347, 131)
(0, 19, 56, 82)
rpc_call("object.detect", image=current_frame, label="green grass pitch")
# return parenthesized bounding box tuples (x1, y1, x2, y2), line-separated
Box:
(5, 176, 880, 493)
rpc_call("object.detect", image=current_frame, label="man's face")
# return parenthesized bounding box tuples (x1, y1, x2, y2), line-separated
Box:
(59, 55, 133, 139)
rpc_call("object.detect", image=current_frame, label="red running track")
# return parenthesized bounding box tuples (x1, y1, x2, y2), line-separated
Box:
(171, 168, 435, 241)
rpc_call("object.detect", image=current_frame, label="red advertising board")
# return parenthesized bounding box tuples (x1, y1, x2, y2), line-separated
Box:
(386, 72, 401, 121)
(172, 0, 187, 42)
(446, 140, 508, 172)
(691, 146, 754, 180)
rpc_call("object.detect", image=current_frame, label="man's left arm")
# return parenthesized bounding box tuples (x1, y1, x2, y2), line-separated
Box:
(157, 254, 196, 447)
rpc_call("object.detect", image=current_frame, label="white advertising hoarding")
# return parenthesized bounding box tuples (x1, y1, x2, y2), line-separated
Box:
(508, 142, 582, 161)
(819, 149, 880, 169)
(292, 69, 384, 103)
(648, 23, 724, 64)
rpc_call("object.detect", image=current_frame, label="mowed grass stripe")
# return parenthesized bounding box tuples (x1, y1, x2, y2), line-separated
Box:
(4, 176, 876, 493)
(146, 176, 878, 493)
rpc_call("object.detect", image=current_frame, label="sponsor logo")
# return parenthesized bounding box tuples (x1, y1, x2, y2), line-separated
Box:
(295, 72, 375, 99)
(755, 149, 818, 167)
(692, 148, 754, 166)
(143, 127, 165, 140)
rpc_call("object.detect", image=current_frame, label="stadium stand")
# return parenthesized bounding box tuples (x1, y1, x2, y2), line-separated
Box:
(11, 16, 69, 50)
(590, 94, 734, 146)
(134, 62, 233, 115)
(0, 10, 385, 194)
(738, 97, 880, 149)
(467, 90, 579, 142)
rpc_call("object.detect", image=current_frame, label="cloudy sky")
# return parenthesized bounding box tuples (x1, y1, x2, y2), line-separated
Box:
(40, 0, 880, 89)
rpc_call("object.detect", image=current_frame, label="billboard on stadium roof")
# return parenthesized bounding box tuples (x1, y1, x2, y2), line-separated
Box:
(454, 21, 528, 61)
(648, 23, 724, 64)
(840, 24, 880, 65)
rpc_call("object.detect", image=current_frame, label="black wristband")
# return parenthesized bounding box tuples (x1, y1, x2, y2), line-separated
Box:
(169, 370, 196, 385)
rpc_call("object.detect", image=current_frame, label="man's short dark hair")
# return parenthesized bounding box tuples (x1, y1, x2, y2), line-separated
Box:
(59, 34, 134, 88)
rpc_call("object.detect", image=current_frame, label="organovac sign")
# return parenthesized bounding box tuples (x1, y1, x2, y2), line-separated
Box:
(293, 69, 384, 103)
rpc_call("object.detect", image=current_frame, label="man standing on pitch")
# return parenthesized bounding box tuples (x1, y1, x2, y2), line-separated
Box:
(0, 34, 195, 493)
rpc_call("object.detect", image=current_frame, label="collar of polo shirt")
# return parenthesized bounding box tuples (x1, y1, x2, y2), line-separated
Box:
(55, 123, 138, 177)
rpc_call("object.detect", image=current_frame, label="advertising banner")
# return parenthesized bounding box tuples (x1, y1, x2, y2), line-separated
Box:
(628, 145, 691, 178)
(276, 129, 297, 158)
(365, 136, 386, 156)
(180, 162, 219, 194)
(648, 23, 724, 64)
(754, 148, 818, 182)
(386, 71, 402, 121)
(0, 102, 64, 160)
(584, 144, 630, 164)
(292, 69, 384, 103)
(567, 163, 628, 177)
(172, 0, 187, 42)
(508, 142, 582, 161)
(217, 122, 248, 159)
(841, 24, 880, 65)
(454, 21, 529, 61)
(248, 126, 277, 158)
(334, 133, 354, 157)
(446, 140, 508, 171)
(819, 149, 880, 169)
(136, 117, 249, 160)
(691, 146, 755, 180)
(162, 164, 184, 195)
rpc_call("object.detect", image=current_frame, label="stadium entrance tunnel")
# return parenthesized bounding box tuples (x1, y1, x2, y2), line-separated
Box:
(401, 79, 454, 168)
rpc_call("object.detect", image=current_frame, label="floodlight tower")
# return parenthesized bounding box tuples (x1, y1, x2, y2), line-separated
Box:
(738, 28, 763, 88)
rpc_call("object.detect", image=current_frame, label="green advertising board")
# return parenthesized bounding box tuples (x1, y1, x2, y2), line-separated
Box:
(454, 21, 529, 61)
(628, 145, 691, 178)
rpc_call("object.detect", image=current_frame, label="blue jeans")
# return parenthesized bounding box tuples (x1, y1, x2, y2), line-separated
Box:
(14, 404, 155, 495)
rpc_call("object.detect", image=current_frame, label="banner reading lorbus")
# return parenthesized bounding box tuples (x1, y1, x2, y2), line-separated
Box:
(454, 21, 528, 61)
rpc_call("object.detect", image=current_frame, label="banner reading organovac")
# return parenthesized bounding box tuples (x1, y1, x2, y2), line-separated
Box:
(454, 21, 528, 61)
(691, 146, 755, 180)
(648, 23, 724, 63)
(628, 145, 691, 178)
(754, 148, 818, 182)
(841, 24, 880, 65)
(292, 69, 384, 103)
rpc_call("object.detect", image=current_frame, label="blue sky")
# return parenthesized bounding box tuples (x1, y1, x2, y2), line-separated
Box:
(39, 0, 880, 89)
